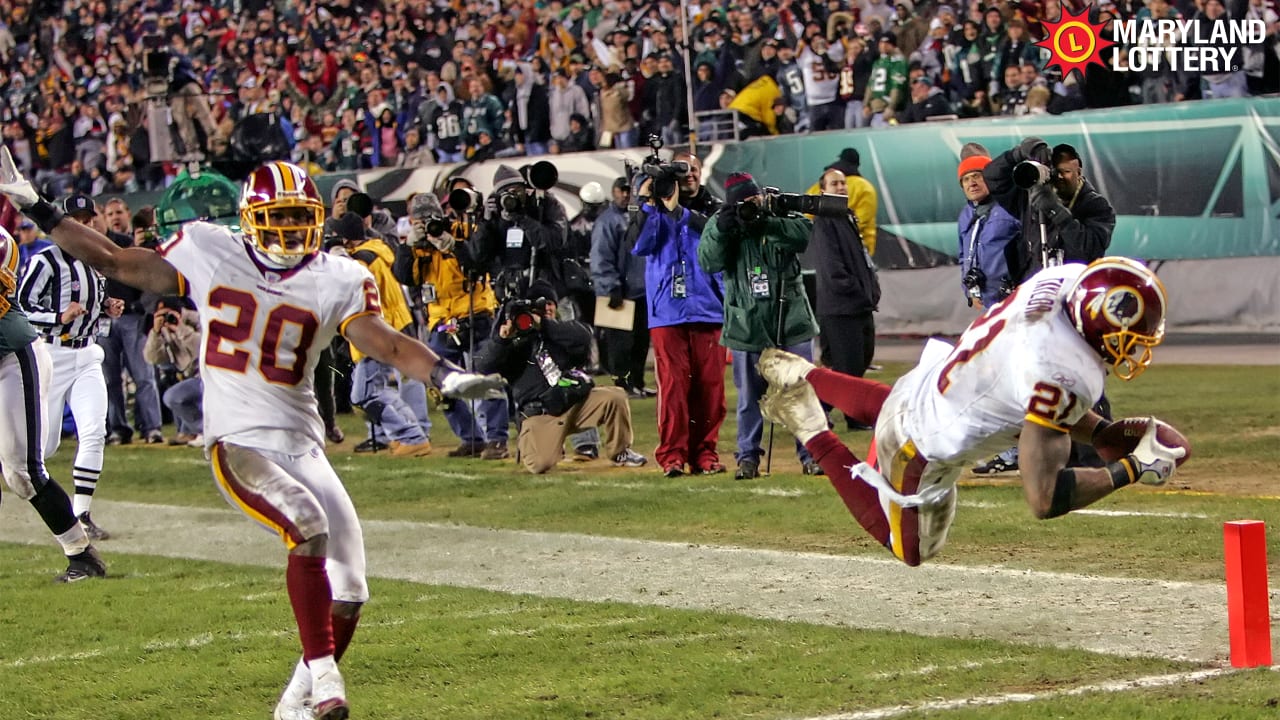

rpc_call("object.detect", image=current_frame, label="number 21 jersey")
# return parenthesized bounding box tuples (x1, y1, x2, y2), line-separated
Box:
(158, 222, 380, 452)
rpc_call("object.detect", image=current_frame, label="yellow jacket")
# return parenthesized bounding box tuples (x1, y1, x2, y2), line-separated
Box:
(806, 174, 878, 255)
(728, 75, 781, 135)
(349, 238, 412, 362)
(404, 241, 498, 330)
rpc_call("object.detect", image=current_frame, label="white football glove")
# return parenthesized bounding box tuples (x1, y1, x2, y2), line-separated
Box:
(1128, 417, 1186, 485)
(439, 370, 507, 400)
(0, 147, 39, 209)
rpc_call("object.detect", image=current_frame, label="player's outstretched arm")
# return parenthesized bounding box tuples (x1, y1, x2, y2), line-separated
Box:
(344, 313, 506, 399)
(0, 147, 180, 296)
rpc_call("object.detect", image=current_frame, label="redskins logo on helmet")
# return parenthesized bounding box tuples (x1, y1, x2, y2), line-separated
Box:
(1065, 256, 1167, 381)
(239, 161, 325, 268)
(0, 226, 18, 319)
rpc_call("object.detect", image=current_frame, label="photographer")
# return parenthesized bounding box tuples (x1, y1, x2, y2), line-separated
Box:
(473, 164, 569, 304)
(672, 151, 722, 220)
(158, 37, 218, 159)
(474, 282, 648, 475)
(956, 154, 1020, 309)
(984, 138, 1115, 280)
(697, 172, 823, 480)
(143, 298, 202, 446)
(633, 167, 728, 477)
(393, 192, 509, 460)
(806, 167, 880, 430)
(591, 176, 650, 397)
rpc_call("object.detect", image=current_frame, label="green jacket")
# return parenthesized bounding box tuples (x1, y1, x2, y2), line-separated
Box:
(697, 210, 818, 352)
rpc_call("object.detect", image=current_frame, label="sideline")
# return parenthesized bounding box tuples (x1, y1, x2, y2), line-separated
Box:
(0, 499, 1233, 663)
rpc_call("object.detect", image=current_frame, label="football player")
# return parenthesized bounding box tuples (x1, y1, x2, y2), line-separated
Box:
(0, 225, 107, 583)
(754, 257, 1186, 566)
(0, 151, 504, 720)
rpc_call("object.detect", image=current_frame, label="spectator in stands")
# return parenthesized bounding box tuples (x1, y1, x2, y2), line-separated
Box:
(901, 76, 953, 123)
(600, 72, 638, 149)
(549, 69, 591, 149)
(864, 33, 907, 127)
(463, 78, 506, 159)
(510, 64, 553, 156)
(429, 83, 467, 163)
(144, 297, 203, 447)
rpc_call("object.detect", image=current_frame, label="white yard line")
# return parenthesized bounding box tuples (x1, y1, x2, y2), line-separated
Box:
(868, 657, 1019, 679)
(794, 666, 1276, 720)
(0, 499, 1243, 663)
(1074, 509, 1209, 519)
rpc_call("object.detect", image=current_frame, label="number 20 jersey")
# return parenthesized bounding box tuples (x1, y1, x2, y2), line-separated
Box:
(158, 222, 380, 452)
(899, 264, 1107, 464)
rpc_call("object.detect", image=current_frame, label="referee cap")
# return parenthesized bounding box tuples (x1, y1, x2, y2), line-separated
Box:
(63, 194, 98, 217)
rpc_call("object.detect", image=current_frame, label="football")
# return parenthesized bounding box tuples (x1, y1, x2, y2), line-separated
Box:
(1092, 417, 1192, 467)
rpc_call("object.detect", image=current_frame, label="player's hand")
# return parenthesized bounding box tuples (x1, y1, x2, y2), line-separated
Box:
(60, 301, 86, 323)
(0, 147, 39, 209)
(1127, 418, 1186, 485)
(440, 371, 508, 400)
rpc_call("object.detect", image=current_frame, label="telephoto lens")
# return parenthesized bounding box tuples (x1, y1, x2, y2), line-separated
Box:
(1013, 160, 1052, 189)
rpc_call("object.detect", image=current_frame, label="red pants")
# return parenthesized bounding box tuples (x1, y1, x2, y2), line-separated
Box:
(650, 324, 727, 471)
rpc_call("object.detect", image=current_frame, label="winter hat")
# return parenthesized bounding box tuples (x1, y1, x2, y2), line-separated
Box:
(724, 172, 762, 205)
(493, 164, 525, 193)
(409, 192, 445, 219)
(957, 155, 991, 181)
(526, 278, 559, 303)
(334, 212, 367, 241)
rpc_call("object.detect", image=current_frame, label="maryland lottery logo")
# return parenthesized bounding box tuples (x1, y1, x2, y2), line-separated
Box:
(1037, 3, 1267, 79)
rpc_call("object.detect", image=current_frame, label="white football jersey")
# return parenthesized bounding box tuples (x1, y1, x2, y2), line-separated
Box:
(901, 264, 1106, 463)
(158, 222, 380, 453)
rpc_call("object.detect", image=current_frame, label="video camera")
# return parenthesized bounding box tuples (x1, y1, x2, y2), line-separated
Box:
(637, 135, 690, 199)
(506, 296, 551, 337)
(1013, 160, 1055, 189)
(737, 187, 848, 222)
(142, 33, 171, 83)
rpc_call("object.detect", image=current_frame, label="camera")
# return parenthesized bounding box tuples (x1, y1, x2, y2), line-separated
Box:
(164, 311, 180, 325)
(962, 266, 986, 304)
(1013, 160, 1054, 189)
(520, 160, 559, 191)
(506, 297, 550, 336)
(499, 190, 525, 214)
(142, 33, 171, 82)
(447, 187, 484, 215)
(638, 135, 690, 199)
(425, 217, 450, 237)
(737, 188, 848, 222)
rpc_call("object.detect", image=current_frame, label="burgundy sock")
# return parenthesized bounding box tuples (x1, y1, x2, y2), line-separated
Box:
(806, 368, 891, 427)
(331, 612, 361, 663)
(286, 554, 335, 662)
(805, 430, 891, 547)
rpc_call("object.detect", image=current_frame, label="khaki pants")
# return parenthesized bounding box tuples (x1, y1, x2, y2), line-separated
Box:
(518, 387, 633, 474)
(169, 82, 218, 156)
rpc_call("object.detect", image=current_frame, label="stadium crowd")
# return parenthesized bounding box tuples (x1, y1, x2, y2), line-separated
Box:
(1, 0, 1276, 196)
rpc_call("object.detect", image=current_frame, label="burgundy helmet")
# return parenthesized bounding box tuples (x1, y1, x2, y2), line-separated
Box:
(1065, 256, 1167, 380)
(0, 226, 17, 318)
(239, 161, 325, 267)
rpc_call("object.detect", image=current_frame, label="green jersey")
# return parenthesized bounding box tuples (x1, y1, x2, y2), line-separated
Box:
(868, 53, 908, 106)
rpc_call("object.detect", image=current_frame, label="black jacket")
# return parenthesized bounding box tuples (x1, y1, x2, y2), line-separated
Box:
(474, 317, 594, 415)
(808, 214, 880, 317)
(984, 147, 1116, 281)
(473, 194, 570, 300)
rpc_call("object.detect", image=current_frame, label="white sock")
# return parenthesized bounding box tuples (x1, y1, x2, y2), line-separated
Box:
(308, 655, 337, 678)
(55, 524, 90, 556)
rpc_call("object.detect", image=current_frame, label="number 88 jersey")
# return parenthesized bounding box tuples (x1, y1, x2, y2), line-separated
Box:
(158, 222, 380, 453)
(902, 264, 1106, 463)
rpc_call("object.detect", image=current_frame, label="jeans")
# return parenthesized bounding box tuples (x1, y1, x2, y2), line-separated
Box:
(613, 128, 639, 148)
(731, 340, 815, 465)
(525, 141, 550, 156)
(426, 315, 509, 444)
(438, 149, 465, 163)
(845, 100, 866, 129)
(162, 377, 203, 435)
(350, 357, 430, 444)
(102, 313, 162, 438)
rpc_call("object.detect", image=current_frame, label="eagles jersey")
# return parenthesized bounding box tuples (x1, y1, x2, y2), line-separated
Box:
(157, 222, 380, 453)
(900, 264, 1105, 463)
(431, 101, 465, 155)
(776, 60, 807, 116)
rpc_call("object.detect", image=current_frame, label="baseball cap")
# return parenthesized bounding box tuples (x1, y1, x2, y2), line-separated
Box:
(17, 219, 35, 229)
(63, 194, 98, 217)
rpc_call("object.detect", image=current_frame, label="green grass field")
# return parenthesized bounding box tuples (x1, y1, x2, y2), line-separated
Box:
(1, 361, 1277, 719)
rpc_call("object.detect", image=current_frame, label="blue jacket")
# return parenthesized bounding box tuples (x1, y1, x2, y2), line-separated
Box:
(589, 204, 646, 300)
(957, 198, 1021, 307)
(633, 204, 724, 328)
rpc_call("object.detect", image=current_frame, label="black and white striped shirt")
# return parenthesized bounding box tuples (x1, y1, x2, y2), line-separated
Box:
(17, 245, 106, 342)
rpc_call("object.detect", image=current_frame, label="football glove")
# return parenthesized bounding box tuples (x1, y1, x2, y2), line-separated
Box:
(439, 370, 508, 400)
(0, 147, 40, 209)
(1126, 417, 1186, 485)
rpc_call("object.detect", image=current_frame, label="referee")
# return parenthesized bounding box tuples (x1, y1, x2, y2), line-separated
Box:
(17, 194, 122, 540)
(0, 225, 107, 582)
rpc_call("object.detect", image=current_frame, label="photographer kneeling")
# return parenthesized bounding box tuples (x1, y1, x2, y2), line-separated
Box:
(143, 298, 203, 446)
(474, 281, 648, 474)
